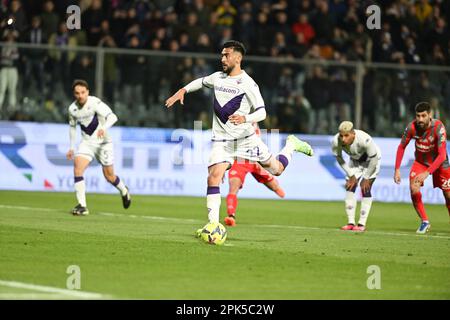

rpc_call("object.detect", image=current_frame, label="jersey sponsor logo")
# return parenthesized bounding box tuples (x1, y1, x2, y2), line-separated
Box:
(214, 85, 240, 95)
(415, 142, 434, 150)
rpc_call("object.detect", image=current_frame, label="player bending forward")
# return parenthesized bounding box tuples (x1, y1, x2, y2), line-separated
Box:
(394, 102, 449, 234)
(332, 121, 381, 232)
(225, 124, 285, 227)
(165, 40, 313, 228)
(66, 79, 131, 215)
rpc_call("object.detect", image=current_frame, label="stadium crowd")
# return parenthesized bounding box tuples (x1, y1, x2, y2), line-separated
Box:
(0, 0, 449, 136)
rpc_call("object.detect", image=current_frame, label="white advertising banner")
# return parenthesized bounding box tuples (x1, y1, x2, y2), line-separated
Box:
(0, 121, 447, 204)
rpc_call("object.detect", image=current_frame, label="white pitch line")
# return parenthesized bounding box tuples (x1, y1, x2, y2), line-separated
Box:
(0, 293, 74, 300)
(0, 205, 58, 212)
(98, 211, 201, 223)
(2, 204, 450, 239)
(0, 280, 108, 299)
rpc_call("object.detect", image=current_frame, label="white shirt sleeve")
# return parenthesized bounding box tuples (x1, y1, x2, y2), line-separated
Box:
(362, 139, 379, 179)
(245, 81, 265, 110)
(69, 113, 76, 150)
(365, 137, 378, 158)
(94, 99, 117, 129)
(184, 72, 217, 93)
(245, 107, 266, 123)
(332, 136, 355, 177)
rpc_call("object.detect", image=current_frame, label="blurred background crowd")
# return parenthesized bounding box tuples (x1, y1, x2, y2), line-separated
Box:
(0, 0, 449, 136)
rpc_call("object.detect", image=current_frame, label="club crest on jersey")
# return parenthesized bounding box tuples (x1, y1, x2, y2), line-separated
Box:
(428, 135, 434, 143)
(236, 78, 242, 84)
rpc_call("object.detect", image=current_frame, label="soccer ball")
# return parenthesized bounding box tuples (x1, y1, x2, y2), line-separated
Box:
(199, 222, 227, 245)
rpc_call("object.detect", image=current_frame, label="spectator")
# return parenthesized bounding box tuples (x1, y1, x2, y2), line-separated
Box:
(403, 36, 421, 64)
(216, 0, 237, 29)
(121, 35, 146, 113)
(98, 33, 118, 104)
(48, 22, 77, 97)
(234, 11, 254, 50)
(82, 0, 105, 46)
(415, 0, 433, 25)
(144, 38, 164, 106)
(8, 0, 27, 33)
(328, 69, 353, 130)
(290, 32, 309, 58)
(303, 65, 330, 134)
(184, 12, 202, 44)
(71, 54, 95, 93)
(22, 16, 47, 95)
(190, 0, 212, 30)
(252, 11, 272, 56)
(291, 13, 315, 45)
(40, 1, 59, 38)
(272, 11, 291, 41)
(196, 33, 213, 53)
(311, 0, 335, 43)
(0, 29, 19, 118)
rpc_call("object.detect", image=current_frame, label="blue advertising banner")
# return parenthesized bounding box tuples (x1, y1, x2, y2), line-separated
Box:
(0, 121, 447, 204)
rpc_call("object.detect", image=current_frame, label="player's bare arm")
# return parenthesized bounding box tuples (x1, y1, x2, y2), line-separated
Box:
(165, 88, 186, 108)
(394, 168, 401, 184)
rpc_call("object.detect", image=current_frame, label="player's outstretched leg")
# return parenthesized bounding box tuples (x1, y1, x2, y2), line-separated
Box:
(103, 166, 131, 209)
(72, 156, 90, 216)
(262, 135, 314, 176)
(286, 135, 314, 157)
(263, 178, 285, 198)
(411, 191, 430, 234)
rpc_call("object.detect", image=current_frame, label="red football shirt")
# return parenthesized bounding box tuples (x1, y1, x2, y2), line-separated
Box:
(395, 119, 448, 173)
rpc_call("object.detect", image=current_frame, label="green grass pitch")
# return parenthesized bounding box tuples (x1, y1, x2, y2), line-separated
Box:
(0, 190, 449, 299)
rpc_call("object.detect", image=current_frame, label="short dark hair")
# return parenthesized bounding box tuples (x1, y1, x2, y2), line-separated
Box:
(72, 79, 89, 90)
(415, 102, 431, 113)
(222, 40, 246, 56)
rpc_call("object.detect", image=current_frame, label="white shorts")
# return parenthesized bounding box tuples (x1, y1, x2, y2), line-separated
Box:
(76, 141, 114, 166)
(347, 155, 381, 181)
(209, 134, 272, 167)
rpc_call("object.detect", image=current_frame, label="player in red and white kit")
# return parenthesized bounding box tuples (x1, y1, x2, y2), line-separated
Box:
(394, 102, 450, 234)
(224, 123, 285, 227)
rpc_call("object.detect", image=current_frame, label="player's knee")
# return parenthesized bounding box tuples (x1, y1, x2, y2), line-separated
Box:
(208, 172, 222, 185)
(410, 186, 420, 195)
(74, 166, 84, 177)
(270, 166, 283, 176)
(273, 170, 282, 176)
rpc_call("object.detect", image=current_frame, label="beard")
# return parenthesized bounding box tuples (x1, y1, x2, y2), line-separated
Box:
(222, 64, 234, 75)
